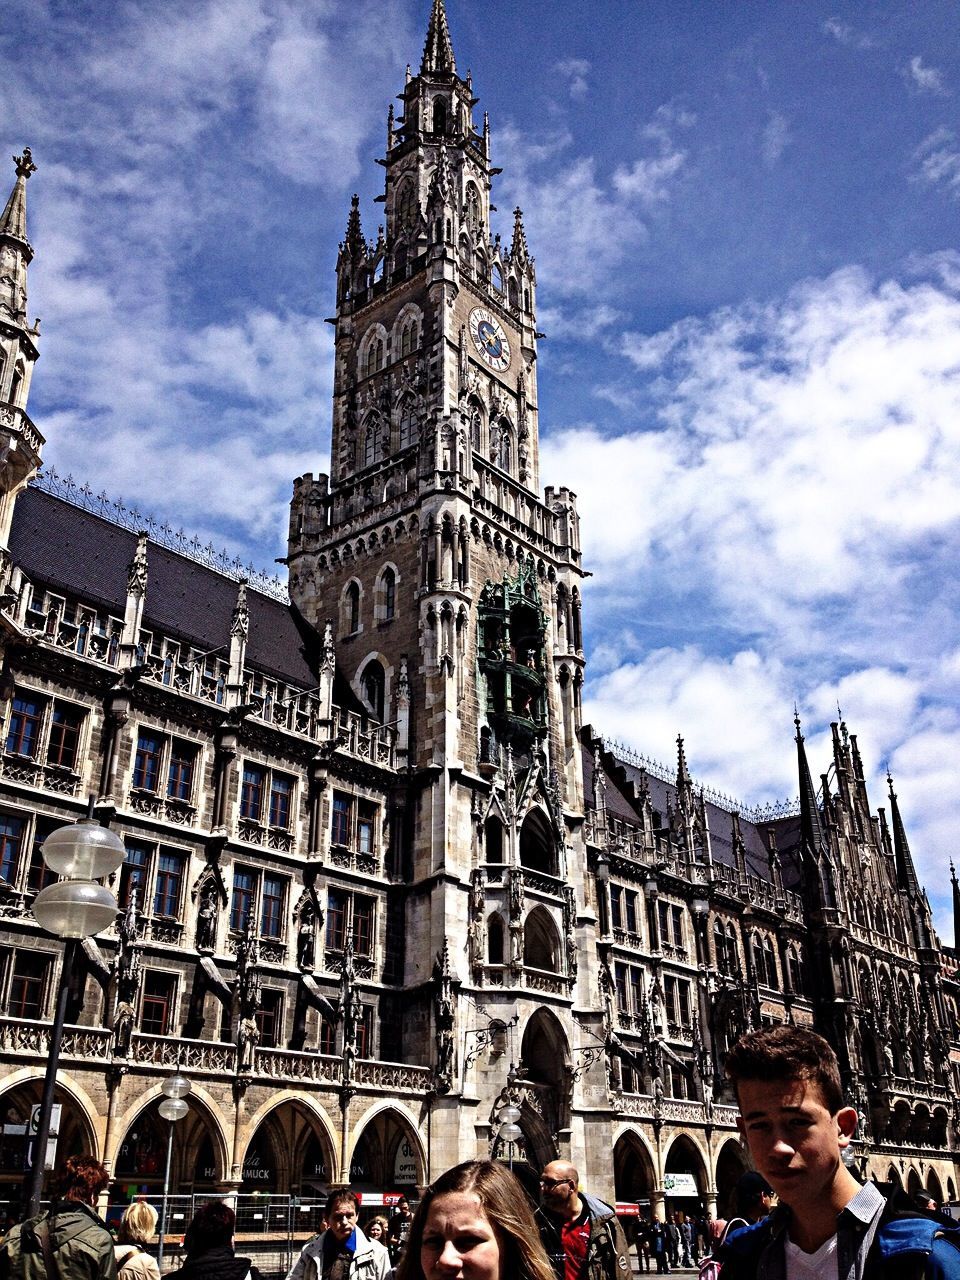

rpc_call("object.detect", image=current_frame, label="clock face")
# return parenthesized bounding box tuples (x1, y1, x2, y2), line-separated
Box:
(469, 307, 511, 372)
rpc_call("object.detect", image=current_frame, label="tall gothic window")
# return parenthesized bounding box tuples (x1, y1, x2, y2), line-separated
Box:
(363, 338, 384, 378)
(399, 319, 419, 357)
(432, 98, 447, 135)
(361, 660, 385, 721)
(398, 401, 418, 450)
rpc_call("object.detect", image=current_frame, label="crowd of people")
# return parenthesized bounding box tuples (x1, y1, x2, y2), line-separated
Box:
(2, 1027, 959, 1280)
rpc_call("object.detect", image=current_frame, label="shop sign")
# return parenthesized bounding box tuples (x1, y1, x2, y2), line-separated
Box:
(663, 1173, 698, 1197)
(392, 1137, 417, 1185)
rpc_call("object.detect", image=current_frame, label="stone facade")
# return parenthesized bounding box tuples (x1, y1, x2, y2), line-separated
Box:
(0, 0, 957, 1221)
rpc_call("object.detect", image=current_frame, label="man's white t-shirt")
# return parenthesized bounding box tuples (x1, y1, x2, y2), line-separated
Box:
(784, 1232, 838, 1280)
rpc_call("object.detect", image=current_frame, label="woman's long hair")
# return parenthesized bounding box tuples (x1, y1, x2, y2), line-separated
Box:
(396, 1161, 554, 1280)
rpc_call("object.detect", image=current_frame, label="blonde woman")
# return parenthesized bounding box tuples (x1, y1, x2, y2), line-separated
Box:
(397, 1160, 555, 1280)
(115, 1201, 161, 1280)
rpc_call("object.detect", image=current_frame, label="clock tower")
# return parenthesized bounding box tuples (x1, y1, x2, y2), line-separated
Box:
(288, 0, 595, 1156)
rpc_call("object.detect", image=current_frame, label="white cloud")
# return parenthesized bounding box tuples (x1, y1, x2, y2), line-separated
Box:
(496, 102, 693, 297)
(554, 58, 591, 101)
(903, 55, 946, 95)
(822, 18, 874, 51)
(761, 111, 790, 167)
(913, 129, 960, 198)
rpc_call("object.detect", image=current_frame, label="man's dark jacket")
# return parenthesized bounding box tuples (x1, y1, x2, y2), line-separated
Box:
(715, 1189, 960, 1280)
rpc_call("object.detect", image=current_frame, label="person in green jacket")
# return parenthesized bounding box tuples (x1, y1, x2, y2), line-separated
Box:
(0, 1154, 117, 1279)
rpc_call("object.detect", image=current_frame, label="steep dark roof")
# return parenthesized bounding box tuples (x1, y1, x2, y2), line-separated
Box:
(582, 737, 804, 892)
(10, 486, 329, 691)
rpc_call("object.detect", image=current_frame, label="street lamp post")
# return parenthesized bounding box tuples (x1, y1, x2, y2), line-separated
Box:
(28, 810, 125, 1217)
(496, 1101, 522, 1171)
(157, 1070, 192, 1273)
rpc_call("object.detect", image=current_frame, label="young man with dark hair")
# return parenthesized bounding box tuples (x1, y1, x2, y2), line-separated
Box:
(0, 1155, 116, 1279)
(166, 1200, 262, 1280)
(718, 1025, 960, 1280)
(285, 1190, 389, 1280)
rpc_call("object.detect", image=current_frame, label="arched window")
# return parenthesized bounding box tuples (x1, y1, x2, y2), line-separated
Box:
(361, 659, 385, 721)
(398, 401, 418, 451)
(762, 935, 777, 988)
(524, 908, 559, 972)
(346, 582, 360, 634)
(363, 420, 380, 468)
(492, 264, 504, 293)
(399, 319, 419, 358)
(381, 567, 396, 621)
(10, 363, 23, 406)
(498, 423, 512, 473)
(363, 338, 384, 378)
(432, 98, 447, 135)
(395, 181, 416, 233)
(488, 914, 504, 965)
(788, 948, 804, 995)
(519, 808, 556, 875)
(484, 816, 504, 863)
(714, 918, 728, 975)
(508, 277, 519, 310)
(471, 406, 482, 451)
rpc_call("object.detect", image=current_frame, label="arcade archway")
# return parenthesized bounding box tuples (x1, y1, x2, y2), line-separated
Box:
(715, 1139, 749, 1218)
(663, 1134, 708, 1214)
(350, 1108, 423, 1193)
(614, 1130, 655, 1207)
(0, 1080, 95, 1195)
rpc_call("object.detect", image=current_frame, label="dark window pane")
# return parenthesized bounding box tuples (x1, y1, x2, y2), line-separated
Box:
(46, 704, 83, 769)
(0, 814, 24, 885)
(231, 868, 256, 933)
(9, 953, 50, 1019)
(319, 1014, 336, 1055)
(625, 891, 638, 935)
(241, 765, 265, 822)
(142, 971, 175, 1035)
(614, 963, 628, 1010)
(255, 990, 282, 1048)
(26, 819, 60, 894)
(609, 885, 623, 930)
(356, 1005, 372, 1059)
(357, 802, 376, 855)
(120, 841, 151, 910)
(332, 793, 351, 847)
(154, 852, 184, 918)
(6, 696, 43, 758)
(353, 896, 374, 956)
(261, 876, 284, 939)
(167, 741, 195, 801)
(133, 731, 163, 792)
(326, 889, 347, 950)
(269, 774, 292, 829)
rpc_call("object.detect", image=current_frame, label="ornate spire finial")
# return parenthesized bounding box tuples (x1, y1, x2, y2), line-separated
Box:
(230, 578, 249, 640)
(421, 0, 456, 75)
(510, 206, 529, 266)
(1, 147, 36, 244)
(344, 193, 364, 255)
(14, 149, 36, 181)
(127, 530, 149, 597)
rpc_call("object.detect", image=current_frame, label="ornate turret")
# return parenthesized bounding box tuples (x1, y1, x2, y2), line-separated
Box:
(795, 714, 836, 910)
(0, 149, 44, 574)
(421, 0, 456, 75)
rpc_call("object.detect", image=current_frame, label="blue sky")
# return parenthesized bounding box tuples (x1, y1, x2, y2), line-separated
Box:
(3, 0, 960, 937)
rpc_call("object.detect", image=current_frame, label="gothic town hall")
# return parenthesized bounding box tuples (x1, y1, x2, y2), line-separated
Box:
(0, 0, 957, 1221)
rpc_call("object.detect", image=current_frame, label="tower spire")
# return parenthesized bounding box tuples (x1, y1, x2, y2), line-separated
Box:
(795, 714, 826, 857)
(421, 0, 456, 76)
(951, 861, 960, 954)
(887, 772, 920, 895)
(0, 148, 36, 250)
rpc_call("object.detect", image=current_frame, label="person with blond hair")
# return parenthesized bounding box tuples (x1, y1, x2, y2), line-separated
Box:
(115, 1202, 160, 1280)
(396, 1160, 555, 1280)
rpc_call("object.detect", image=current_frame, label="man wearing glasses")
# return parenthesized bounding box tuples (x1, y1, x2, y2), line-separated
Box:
(536, 1161, 632, 1280)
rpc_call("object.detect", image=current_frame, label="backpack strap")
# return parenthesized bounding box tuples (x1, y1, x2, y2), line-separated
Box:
(35, 1218, 62, 1280)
